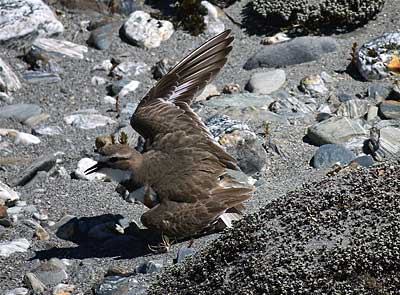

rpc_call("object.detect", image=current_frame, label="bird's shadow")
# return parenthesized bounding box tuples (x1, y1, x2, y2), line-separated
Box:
(32, 214, 163, 261)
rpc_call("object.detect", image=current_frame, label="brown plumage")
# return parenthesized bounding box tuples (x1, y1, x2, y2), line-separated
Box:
(87, 30, 255, 238)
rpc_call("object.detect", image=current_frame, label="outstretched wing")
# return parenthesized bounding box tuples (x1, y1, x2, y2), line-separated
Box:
(131, 29, 234, 141)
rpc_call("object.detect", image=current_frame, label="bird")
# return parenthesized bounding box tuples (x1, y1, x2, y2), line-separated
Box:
(85, 29, 255, 239)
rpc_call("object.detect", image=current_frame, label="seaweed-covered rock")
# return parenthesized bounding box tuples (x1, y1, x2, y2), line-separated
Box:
(149, 161, 400, 294)
(249, 0, 386, 33)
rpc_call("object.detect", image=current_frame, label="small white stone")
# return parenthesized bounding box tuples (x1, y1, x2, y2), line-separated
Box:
(14, 132, 41, 145)
(33, 38, 88, 59)
(75, 158, 107, 181)
(0, 238, 30, 257)
(5, 287, 29, 295)
(93, 60, 113, 72)
(201, 1, 225, 35)
(64, 112, 116, 129)
(118, 80, 140, 98)
(0, 181, 20, 205)
(103, 96, 117, 105)
(91, 76, 107, 86)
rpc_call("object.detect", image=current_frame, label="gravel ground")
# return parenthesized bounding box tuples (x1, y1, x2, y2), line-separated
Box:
(1, 0, 399, 294)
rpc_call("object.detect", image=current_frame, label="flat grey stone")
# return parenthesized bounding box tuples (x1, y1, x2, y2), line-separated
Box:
(379, 100, 400, 119)
(32, 37, 88, 59)
(0, 103, 42, 122)
(244, 36, 338, 70)
(87, 22, 122, 50)
(336, 99, 371, 119)
(311, 144, 356, 168)
(0, 238, 30, 257)
(0, 0, 64, 45)
(307, 117, 369, 146)
(31, 258, 68, 287)
(16, 153, 58, 186)
(245, 69, 286, 94)
(22, 71, 61, 84)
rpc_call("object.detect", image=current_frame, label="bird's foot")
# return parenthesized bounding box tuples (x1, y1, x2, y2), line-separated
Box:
(148, 234, 174, 254)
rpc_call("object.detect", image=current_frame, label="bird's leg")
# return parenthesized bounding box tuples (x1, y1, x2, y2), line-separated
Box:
(148, 233, 174, 253)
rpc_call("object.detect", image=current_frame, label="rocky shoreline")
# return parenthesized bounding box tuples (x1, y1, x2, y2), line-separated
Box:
(1, 0, 400, 294)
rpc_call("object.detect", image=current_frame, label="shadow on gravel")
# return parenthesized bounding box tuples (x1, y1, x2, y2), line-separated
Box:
(32, 214, 163, 260)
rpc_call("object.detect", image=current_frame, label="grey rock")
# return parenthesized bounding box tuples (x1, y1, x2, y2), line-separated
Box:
(16, 153, 58, 186)
(0, 57, 22, 93)
(367, 105, 379, 122)
(0, 238, 30, 257)
(32, 126, 63, 136)
(202, 1, 225, 35)
(316, 112, 333, 122)
(111, 61, 149, 78)
(299, 75, 328, 95)
(244, 36, 338, 70)
(31, 258, 68, 287)
(135, 261, 163, 274)
(0, 0, 64, 45)
(203, 93, 274, 109)
(245, 69, 286, 94)
(336, 99, 371, 119)
(5, 287, 29, 295)
(0, 181, 20, 206)
(0, 103, 42, 122)
(0, 92, 13, 103)
(108, 79, 130, 96)
(32, 38, 88, 59)
(121, 11, 174, 48)
(175, 246, 196, 264)
(87, 22, 122, 50)
(311, 144, 356, 168)
(64, 109, 116, 129)
(22, 71, 61, 84)
(24, 273, 46, 294)
(94, 275, 130, 295)
(368, 84, 391, 103)
(352, 155, 375, 168)
(379, 100, 400, 119)
(307, 117, 369, 146)
(270, 91, 316, 115)
(356, 32, 400, 80)
(23, 113, 50, 127)
(377, 126, 400, 158)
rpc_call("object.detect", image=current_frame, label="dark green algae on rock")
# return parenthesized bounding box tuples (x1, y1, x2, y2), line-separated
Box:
(148, 161, 400, 294)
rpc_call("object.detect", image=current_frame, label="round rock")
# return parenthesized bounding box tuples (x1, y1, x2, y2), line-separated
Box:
(311, 144, 356, 168)
(245, 69, 286, 94)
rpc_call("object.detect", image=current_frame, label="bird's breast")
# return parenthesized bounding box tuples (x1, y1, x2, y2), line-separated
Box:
(100, 168, 133, 183)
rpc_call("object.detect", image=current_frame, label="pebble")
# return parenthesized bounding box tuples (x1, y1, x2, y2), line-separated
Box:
(34, 225, 50, 240)
(24, 113, 50, 127)
(94, 275, 131, 295)
(307, 117, 369, 146)
(351, 155, 375, 168)
(201, 1, 225, 35)
(367, 84, 391, 103)
(16, 153, 58, 186)
(197, 84, 220, 101)
(33, 126, 63, 136)
(336, 99, 371, 119)
(108, 79, 130, 96)
(87, 22, 121, 50)
(22, 71, 62, 84)
(261, 32, 290, 45)
(64, 109, 116, 129)
(5, 288, 29, 295)
(52, 283, 75, 295)
(118, 80, 140, 98)
(245, 69, 286, 94)
(0, 92, 13, 103)
(0, 0, 64, 45)
(0, 103, 42, 122)
(367, 105, 379, 122)
(93, 59, 113, 72)
(32, 37, 88, 59)
(135, 261, 163, 274)
(379, 100, 400, 119)
(14, 132, 41, 145)
(0, 238, 30, 257)
(111, 61, 149, 78)
(91, 76, 107, 86)
(74, 158, 107, 181)
(311, 144, 356, 168)
(244, 36, 338, 70)
(0, 57, 22, 93)
(377, 126, 400, 158)
(104, 96, 117, 105)
(29, 258, 68, 287)
(175, 245, 196, 263)
(299, 74, 328, 95)
(0, 181, 20, 206)
(356, 32, 400, 80)
(121, 11, 174, 48)
(204, 93, 274, 109)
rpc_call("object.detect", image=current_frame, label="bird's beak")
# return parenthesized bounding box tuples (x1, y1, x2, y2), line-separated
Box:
(84, 162, 105, 175)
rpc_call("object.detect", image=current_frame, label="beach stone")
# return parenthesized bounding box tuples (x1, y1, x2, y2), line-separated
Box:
(74, 158, 107, 181)
(95, 275, 131, 295)
(356, 32, 400, 80)
(87, 22, 121, 50)
(118, 80, 140, 98)
(14, 132, 41, 145)
(244, 36, 338, 70)
(0, 103, 41, 122)
(336, 99, 371, 119)
(261, 32, 290, 45)
(201, 1, 225, 35)
(203, 93, 274, 109)
(121, 11, 174, 48)
(0, 0, 64, 45)
(16, 153, 58, 186)
(34, 225, 50, 240)
(52, 284, 75, 295)
(104, 96, 117, 105)
(270, 91, 316, 115)
(22, 71, 61, 84)
(352, 155, 375, 168)
(0, 92, 13, 103)
(197, 84, 219, 101)
(378, 126, 400, 157)
(33, 126, 63, 136)
(5, 288, 29, 295)
(245, 69, 286, 94)
(64, 110, 116, 129)
(175, 245, 196, 263)
(32, 38, 88, 59)
(30, 258, 68, 287)
(307, 117, 369, 146)
(379, 100, 400, 119)
(24, 273, 46, 294)
(311, 144, 356, 168)
(0, 238, 30, 257)
(111, 61, 149, 78)
(367, 105, 379, 122)
(108, 79, 130, 96)
(91, 76, 107, 86)
(0, 181, 20, 206)
(135, 261, 163, 274)
(0, 58, 22, 93)
(299, 74, 328, 95)
(24, 113, 50, 127)
(367, 84, 391, 103)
